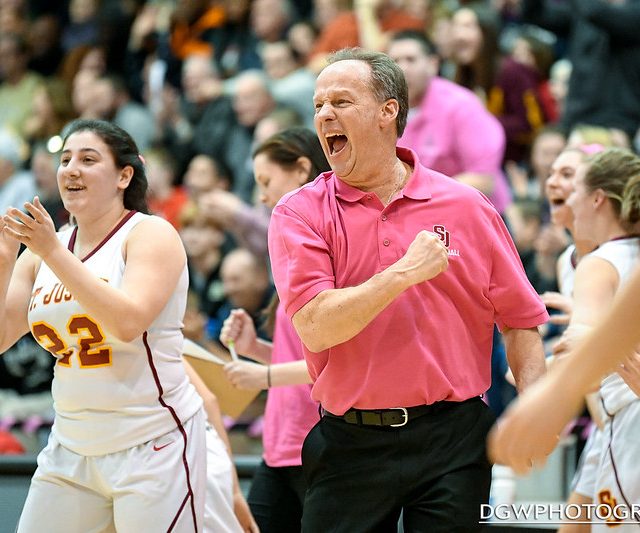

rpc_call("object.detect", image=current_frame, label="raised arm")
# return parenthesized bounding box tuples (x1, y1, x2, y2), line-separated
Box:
(488, 255, 629, 472)
(0, 217, 39, 353)
(291, 230, 448, 353)
(4, 199, 186, 343)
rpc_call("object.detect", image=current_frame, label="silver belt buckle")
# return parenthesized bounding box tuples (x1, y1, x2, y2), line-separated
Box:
(390, 407, 408, 427)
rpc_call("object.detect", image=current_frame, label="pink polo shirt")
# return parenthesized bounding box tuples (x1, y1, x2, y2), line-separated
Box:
(268, 148, 547, 415)
(398, 77, 511, 214)
(262, 303, 319, 467)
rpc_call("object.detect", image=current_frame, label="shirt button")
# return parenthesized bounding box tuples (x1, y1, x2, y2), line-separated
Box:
(366, 195, 372, 200)
(383, 239, 390, 246)
(381, 214, 387, 221)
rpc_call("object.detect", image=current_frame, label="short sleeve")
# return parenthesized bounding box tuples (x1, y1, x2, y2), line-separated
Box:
(268, 204, 336, 319)
(487, 210, 549, 330)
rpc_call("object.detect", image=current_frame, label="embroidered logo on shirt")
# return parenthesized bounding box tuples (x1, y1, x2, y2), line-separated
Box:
(433, 225, 460, 257)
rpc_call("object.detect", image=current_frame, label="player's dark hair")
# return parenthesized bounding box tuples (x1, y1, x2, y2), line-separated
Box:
(253, 126, 329, 182)
(61, 119, 149, 213)
(253, 127, 332, 335)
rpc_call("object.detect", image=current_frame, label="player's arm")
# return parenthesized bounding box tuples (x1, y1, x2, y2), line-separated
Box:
(224, 359, 312, 390)
(489, 264, 640, 474)
(292, 230, 448, 353)
(0, 221, 39, 353)
(6, 200, 186, 342)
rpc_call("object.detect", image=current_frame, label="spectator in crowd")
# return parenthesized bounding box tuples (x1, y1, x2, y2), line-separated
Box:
(60, 0, 100, 53)
(506, 125, 566, 203)
(287, 20, 319, 66)
(57, 44, 107, 88)
(169, 0, 226, 62)
(260, 40, 317, 128)
(22, 78, 76, 151)
(521, 0, 640, 145)
(180, 206, 234, 347)
(548, 58, 572, 122)
(250, 0, 296, 45)
(214, 0, 262, 78)
(211, 248, 273, 343)
(30, 144, 68, 230)
(450, 4, 500, 102)
(26, 13, 64, 76)
(228, 70, 277, 202)
(157, 53, 239, 178)
(183, 153, 232, 204)
(0, 33, 44, 136)
(308, 0, 425, 72)
(388, 30, 511, 214)
(145, 147, 189, 230)
(487, 25, 555, 163)
(197, 108, 305, 260)
(0, 128, 35, 213)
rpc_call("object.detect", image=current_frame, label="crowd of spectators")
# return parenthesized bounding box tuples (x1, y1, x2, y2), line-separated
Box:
(1, 0, 640, 448)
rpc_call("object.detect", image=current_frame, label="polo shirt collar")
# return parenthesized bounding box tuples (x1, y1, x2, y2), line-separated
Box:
(399, 147, 432, 201)
(333, 147, 432, 202)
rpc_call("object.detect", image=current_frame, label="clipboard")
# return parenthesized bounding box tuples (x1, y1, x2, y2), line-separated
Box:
(182, 339, 261, 419)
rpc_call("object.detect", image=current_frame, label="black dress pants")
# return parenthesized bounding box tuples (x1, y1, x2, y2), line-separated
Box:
(301, 397, 495, 533)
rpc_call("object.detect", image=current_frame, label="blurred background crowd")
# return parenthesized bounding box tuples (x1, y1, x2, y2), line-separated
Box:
(1, 0, 639, 454)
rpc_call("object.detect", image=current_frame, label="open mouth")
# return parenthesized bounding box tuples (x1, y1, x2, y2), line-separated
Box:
(550, 198, 565, 207)
(326, 133, 348, 155)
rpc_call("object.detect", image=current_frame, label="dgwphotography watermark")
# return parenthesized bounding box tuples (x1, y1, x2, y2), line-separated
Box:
(480, 502, 640, 525)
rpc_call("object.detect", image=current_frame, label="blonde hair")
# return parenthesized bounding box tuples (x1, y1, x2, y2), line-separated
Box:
(584, 148, 640, 229)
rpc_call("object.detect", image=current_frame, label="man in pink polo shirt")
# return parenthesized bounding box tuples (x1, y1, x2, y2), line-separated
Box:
(268, 48, 548, 532)
(389, 30, 512, 215)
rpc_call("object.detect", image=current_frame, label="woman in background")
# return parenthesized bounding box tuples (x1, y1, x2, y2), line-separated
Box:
(220, 127, 330, 533)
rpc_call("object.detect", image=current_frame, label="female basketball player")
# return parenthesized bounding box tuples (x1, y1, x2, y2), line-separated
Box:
(492, 149, 640, 529)
(0, 119, 206, 532)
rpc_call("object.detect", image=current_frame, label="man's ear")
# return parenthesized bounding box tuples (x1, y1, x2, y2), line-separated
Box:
(380, 98, 399, 129)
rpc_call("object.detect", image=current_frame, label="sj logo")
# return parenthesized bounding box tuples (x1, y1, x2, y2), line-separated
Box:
(433, 225, 450, 248)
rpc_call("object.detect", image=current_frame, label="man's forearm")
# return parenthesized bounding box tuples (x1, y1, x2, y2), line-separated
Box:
(293, 268, 410, 353)
(504, 327, 546, 392)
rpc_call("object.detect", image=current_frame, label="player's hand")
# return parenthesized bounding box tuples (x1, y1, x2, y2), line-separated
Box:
(2, 198, 60, 260)
(488, 362, 582, 474)
(394, 230, 448, 287)
(540, 291, 572, 325)
(220, 309, 258, 356)
(233, 488, 259, 532)
(0, 214, 21, 265)
(223, 360, 267, 390)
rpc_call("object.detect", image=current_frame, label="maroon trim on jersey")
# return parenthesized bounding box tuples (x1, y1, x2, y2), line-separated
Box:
(143, 331, 198, 532)
(67, 210, 138, 262)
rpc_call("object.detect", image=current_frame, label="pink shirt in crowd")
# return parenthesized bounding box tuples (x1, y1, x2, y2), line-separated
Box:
(262, 303, 319, 467)
(268, 148, 547, 415)
(398, 77, 512, 214)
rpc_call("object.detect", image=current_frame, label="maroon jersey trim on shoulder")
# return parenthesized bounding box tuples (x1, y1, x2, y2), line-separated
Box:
(67, 210, 138, 262)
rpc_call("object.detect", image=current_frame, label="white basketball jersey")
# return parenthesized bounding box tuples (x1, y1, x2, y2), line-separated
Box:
(589, 237, 640, 415)
(557, 244, 576, 297)
(27, 211, 202, 456)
